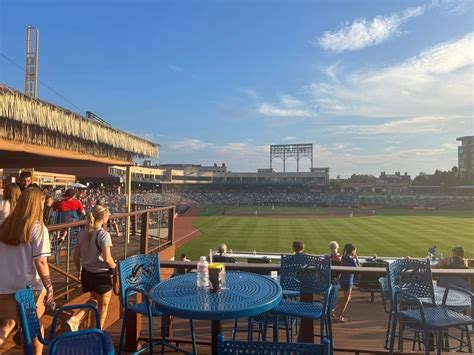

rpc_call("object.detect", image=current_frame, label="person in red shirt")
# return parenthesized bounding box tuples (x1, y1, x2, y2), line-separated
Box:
(53, 189, 86, 222)
(328, 241, 342, 263)
(53, 189, 86, 245)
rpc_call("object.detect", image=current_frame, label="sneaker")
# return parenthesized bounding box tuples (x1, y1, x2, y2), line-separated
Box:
(66, 317, 81, 332)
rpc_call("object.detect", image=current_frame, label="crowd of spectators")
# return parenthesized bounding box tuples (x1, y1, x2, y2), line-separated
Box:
(133, 191, 359, 208)
(132, 189, 469, 210)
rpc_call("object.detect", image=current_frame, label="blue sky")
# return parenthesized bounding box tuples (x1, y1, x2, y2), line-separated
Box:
(1, 0, 472, 177)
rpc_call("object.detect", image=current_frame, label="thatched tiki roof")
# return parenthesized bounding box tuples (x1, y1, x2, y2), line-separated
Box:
(0, 84, 158, 166)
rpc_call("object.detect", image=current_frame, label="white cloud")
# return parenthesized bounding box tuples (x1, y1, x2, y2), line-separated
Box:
(441, 143, 459, 150)
(333, 116, 470, 135)
(311, 32, 474, 119)
(169, 139, 212, 151)
(283, 136, 296, 141)
(259, 103, 312, 118)
(311, 144, 459, 177)
(259, 94, 312, 118)
(316, 6, 425, 52)
(321, 62, 340, 82)
(163, 138, 270, 171)
(161, 136, 458, 177)
(279, 95, 304, 108)
(169, 65, 184, 73)
(434, 0, 474, 15)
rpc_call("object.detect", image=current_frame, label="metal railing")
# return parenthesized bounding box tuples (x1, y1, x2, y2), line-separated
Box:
(161, 260, 474, 291)
(46, 205, 176, 302)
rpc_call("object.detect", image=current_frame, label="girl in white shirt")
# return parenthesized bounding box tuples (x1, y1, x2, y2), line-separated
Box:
(0, 183, 21, 224)
(0, 188, 53, 355)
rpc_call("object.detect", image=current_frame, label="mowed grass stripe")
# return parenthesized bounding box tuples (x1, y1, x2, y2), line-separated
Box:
(178, 207, 473, 260)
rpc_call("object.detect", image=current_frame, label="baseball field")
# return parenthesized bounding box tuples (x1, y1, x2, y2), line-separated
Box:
(177, 206, 473, 259)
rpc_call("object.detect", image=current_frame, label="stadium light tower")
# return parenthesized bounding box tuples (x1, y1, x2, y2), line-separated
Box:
(25, 26, 39, 97)
(270, 143, 313, 172)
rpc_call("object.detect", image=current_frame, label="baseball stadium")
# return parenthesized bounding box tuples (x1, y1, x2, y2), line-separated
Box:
(2, 3, 474, 354)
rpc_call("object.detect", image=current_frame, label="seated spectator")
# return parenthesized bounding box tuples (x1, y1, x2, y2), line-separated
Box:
(0, 183, 21, 224)
(173, 253, 192, 276)
(180, 253, 190, 262)
(327, 241, 341, 263)
(432, 247, 468, 269)
(333, 243, 359, 323)
(292, 240, 305, 254)
(213, 243, 236, 263)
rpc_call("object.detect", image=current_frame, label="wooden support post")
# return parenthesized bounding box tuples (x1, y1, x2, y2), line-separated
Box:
(130, 203, 136, 237)
(134, 203, 138, 235)
(140, 211, 150, 254)
(122, 165, 142, 352)
(300, 293, 314, 343)
(124, 165, 132, 258)
(168, 206, 176, 246)
(123, 309, 142, 352)
(162, 315, 174, 339)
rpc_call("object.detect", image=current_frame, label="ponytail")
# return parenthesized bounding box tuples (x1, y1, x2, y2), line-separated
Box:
(86, 204, 109, 243)
(86, 211, 96, 243)
(343, 243, 356, 256)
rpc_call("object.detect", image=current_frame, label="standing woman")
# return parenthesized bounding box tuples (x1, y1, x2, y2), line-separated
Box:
(0, 188, 54, 354)
(0, 183, 21, 223)
(333, 243, 359, 323)
(70, 204, 116, 330)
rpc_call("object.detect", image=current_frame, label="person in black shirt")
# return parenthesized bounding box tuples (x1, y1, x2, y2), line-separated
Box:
(18, 171, 32, 192)
(43, 195, 54, 225)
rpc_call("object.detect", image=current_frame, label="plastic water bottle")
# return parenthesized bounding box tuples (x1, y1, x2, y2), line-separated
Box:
(197, 256, 209, 288)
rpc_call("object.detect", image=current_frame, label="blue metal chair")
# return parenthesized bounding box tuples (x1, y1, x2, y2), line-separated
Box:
(387, 259, 474, 355)
(218, 332, 331, 355)
(232, 261, 301, 343)
(49, 329, 114, 355)
(378, 276, 422, 351)
(232, 312, 294, 343)
(117, 253, 196, 355)
(270, 255, 333, 345)
(15, 286, 114, 355)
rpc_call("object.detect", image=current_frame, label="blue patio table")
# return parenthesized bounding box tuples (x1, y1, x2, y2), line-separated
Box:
(417, 285, 471, 310)
(149, 271, 282, 355)
(434, 285, 471, 310)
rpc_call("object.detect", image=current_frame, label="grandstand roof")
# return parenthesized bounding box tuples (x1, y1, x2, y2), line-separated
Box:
(0, 84, 158, 167)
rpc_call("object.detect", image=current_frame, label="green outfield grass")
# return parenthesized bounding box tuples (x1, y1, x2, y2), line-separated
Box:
(177, 206, 473, 260)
